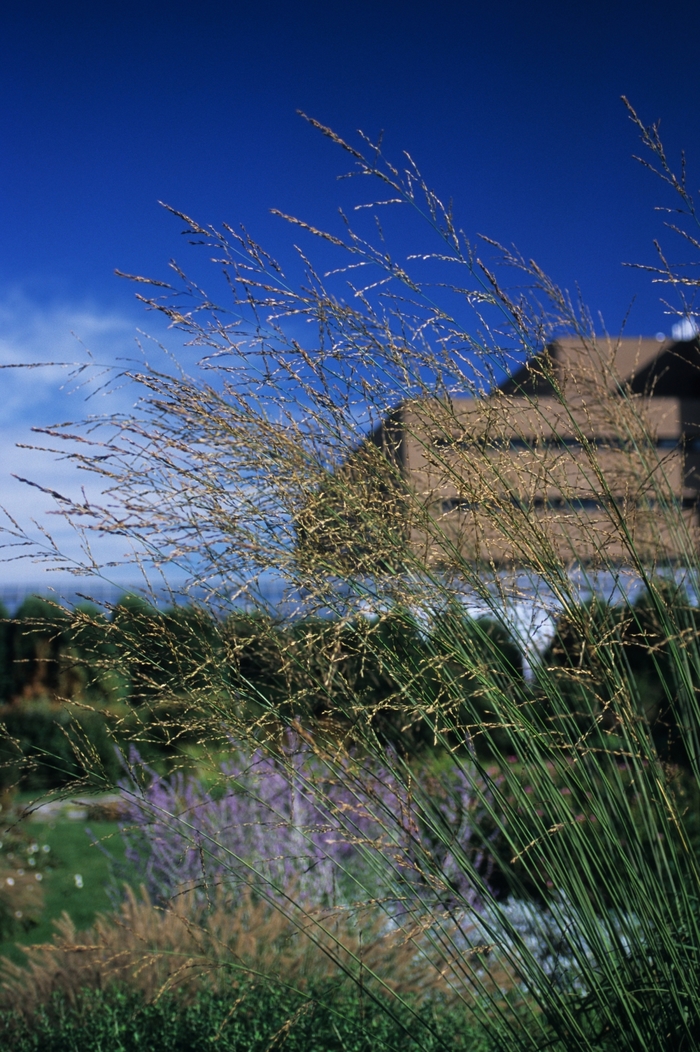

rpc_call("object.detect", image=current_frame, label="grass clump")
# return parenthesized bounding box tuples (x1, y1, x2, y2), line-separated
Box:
(3, 101, 700, 1050)
(0, 886, 509, 1050)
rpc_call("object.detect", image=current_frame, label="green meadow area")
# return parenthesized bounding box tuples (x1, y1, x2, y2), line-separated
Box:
(0, 814, 130, 966)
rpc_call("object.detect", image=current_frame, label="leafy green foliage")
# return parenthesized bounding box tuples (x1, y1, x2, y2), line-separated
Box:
(0, 598, 528, 787)
(545, 584, 700, 769)
(0, 984, 492, 1052)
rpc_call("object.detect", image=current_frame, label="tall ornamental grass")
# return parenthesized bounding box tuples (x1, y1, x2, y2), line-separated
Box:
(3, 103, 700, 1050)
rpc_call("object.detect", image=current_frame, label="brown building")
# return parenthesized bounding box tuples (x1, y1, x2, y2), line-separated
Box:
(356, 336, 700, 569)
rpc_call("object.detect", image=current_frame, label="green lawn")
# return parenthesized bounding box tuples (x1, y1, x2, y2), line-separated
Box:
(0, 819, 135, 966)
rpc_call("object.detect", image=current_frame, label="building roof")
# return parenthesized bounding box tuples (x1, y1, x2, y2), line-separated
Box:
(499, 336, 700, 398)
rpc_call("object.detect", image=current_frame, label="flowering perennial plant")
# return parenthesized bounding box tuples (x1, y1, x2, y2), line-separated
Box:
(117, 735, 491, 915)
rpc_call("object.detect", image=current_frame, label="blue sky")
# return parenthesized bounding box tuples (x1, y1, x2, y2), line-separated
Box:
(2, 0, 700, 591)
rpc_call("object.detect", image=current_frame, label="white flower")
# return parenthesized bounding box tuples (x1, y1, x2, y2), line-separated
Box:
(74, 874, 83, 889)
(35, 873, 42, 882)
(5, 877, 14, 886)
(42, 845, 50, 853)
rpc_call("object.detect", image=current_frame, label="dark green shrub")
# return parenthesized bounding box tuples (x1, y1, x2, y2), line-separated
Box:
(0, 601, 11, 705)
(0, 698, 120, 791)
(109, 596, 224, 703)
(544, 585, 700, 770)
(224, 609, 523, 757)
(0, 983, 491, 1052)
(7, 597, 71, 701)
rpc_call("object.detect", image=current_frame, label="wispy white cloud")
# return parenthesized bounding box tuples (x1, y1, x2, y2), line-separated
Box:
(0, 290, 136, 410)
(0, 292, 143, 589)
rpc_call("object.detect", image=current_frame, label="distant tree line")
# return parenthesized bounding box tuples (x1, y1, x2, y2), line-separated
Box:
(0, 587, 696, 790)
